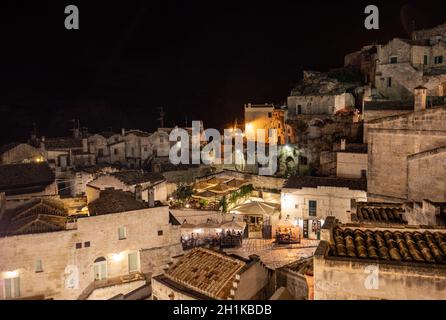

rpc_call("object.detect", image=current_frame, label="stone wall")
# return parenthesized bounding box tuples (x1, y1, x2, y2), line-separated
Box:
(336, 152, 368, 179)
(205, 170, 286, 192)
(407, 146, 446, 202)
(0, 206, 182, 300)
(281, 187, 367, 224)
(367, 107, 446, 202)
(314, 241, 446, 300)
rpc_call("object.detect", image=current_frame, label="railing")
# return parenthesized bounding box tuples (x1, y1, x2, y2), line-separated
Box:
(77, 272, 146, 300)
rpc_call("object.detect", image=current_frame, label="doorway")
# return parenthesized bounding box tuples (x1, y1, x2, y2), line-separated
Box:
(93, 257, 107, 281)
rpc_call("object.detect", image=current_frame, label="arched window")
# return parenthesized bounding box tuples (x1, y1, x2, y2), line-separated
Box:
(93, 257, 107, 281)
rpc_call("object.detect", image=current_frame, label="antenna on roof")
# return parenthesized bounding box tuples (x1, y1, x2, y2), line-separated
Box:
(157, 107, 165, 128)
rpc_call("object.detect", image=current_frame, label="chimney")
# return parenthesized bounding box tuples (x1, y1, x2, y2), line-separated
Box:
(414, 86, 427, 112)
(135, 185, 143, 202)
(340, 139, 346, 151)
(148, 187, 155, 208)
(121, 128, 126, 137)
(82, 138, 88, 153)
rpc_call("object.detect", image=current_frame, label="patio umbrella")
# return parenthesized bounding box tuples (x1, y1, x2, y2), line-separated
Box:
(221, 220, 245, 231)
(230, 201, 280, 216)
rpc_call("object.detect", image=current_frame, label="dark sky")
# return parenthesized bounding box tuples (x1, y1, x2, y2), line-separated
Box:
(0, 0, 445, 145)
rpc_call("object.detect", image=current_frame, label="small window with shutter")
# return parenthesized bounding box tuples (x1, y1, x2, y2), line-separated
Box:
(35, 260, 43, 273)
(128, 252, 139, 273)
(118, 227, 127, 240)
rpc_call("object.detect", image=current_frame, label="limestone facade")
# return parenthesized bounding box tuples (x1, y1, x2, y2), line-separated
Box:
(367, 107, 446, 202)
(0, 205, 182, 300)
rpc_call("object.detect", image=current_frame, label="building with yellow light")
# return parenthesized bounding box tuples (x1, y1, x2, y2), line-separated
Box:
(244, 103, 286, 145)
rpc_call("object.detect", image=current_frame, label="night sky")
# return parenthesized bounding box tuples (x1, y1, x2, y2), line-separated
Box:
(0, 0, 445, 145)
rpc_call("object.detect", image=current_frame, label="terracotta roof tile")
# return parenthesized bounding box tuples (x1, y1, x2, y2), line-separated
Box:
(330, 228, 446, 265)
(164, 248, 247, 299)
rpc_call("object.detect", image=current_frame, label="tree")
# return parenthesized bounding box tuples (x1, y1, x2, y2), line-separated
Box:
(219, 196, 229, 213)
(173, 183, 193, 203)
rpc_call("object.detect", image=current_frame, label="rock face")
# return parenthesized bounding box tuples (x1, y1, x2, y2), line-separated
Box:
(290, 70, 361, 97)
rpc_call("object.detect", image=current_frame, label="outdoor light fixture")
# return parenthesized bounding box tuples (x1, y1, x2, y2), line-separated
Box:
(4, 270, 18, 278)
(112, 253, 123, 262)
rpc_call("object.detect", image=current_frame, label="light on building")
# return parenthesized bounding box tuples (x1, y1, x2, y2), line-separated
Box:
(34, 156, 44, 163)
(216, 228, 222, 233)
(193, 228, 203, 234)
(112, 253, 123, 262)
(185, 203, 191, 209)
(4, 270, 19, 278)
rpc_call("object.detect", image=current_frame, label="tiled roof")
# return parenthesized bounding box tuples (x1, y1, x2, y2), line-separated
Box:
(0, 142, 22, 154)
(280, 257, 313, 276)
(164, 248, 247, 300)
(330, 228, 446, 265)
(97, 131, 118, 139)
(0, 163, 55, 195)
(44, 137, 82, 150)
(208, 184, 232, 194)
(88, 189, 149, 215)
(110, 171, 165, 186)
(225, 179, 249, 188)
(0, 198, 67, 237)
(353, 204, 406, 224)
(284, 176, 367, 191)
(125, 130, 151, 137)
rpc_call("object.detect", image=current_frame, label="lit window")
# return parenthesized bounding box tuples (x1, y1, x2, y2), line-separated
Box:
(118, 227, 127, 240)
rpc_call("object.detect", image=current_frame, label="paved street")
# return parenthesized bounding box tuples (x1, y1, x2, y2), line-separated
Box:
(224, 239, 320, 270)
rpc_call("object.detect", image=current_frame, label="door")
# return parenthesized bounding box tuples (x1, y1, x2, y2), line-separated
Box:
(128, 252, 138, 273)
(93, 257, 107, 281)
(4, 277, 20, 299)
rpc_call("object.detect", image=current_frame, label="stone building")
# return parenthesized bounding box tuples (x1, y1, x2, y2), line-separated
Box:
(0, 163, 57, 201)
(336, 142, 368, 179)
(281, 176, 367, 239)
(274, 257, 313, 300)
(244, 103, 286, 145)
(86, 171, 167, 204)
(314, 217, 446, 300)
(0, 143, 45, 165)
(367, 98, 446, 202)
(287, 71, 358, 117)
(70, 164, 121, 197)
(344, 45, 378, 86)
(0, 190, 182, 300)
(152, 248, 271, 300)
(374, 36, 446, 100)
